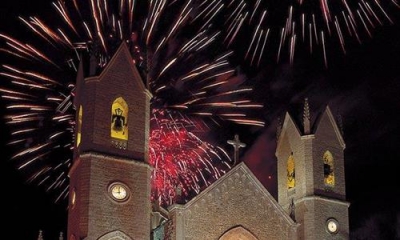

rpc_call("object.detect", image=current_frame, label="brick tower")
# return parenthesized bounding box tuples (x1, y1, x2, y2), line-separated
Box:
(276, 99, 349, 239)
(67, 43, 152, 240)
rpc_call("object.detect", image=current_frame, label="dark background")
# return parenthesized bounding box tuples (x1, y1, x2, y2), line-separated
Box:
(1, 0, 400, 239)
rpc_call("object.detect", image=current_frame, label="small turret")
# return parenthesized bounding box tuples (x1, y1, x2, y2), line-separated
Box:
(303, 98, 311, 134)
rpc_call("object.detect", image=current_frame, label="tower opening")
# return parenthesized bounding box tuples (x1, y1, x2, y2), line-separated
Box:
(323, 150, 335, 187)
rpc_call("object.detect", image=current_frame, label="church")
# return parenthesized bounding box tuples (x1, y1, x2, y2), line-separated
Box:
(65, 43, 349, 240)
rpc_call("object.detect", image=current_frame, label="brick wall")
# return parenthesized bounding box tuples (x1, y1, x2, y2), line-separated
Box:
(276, 108, 349, 240)
(68, 44, 152, 240)
(169, 164, 298, 240)
(68, 154, 151, 240)
(77, 43, 150, 161)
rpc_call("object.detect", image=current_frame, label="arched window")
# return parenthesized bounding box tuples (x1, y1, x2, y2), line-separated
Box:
(287, 153, 295, 189)
(323, 151, 335, 186)
(77, 106, 82, 147)
(98, 230, 132, 240)
(219, 226, 258, 240)
(111, 97, 128, 143)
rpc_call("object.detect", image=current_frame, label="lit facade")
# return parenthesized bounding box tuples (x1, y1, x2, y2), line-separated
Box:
(65, 43, 349, 240)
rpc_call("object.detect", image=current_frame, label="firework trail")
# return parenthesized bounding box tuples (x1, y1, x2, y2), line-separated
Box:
(1, 0, 397, 206)
(0, 0, 264, 206)
(150, 109, 233, 205)
(223, 0, 399, 68)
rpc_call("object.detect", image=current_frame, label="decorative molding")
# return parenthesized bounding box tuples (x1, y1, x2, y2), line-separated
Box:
(97, 230, 132, 240)
(219, 226, 258, 240)
(315, 106, 346, 149)
(276, 112, 303, 154)
(296, 195, 350, 207)
(169, 163, 299, 239)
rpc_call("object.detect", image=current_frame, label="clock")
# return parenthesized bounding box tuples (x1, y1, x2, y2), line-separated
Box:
(109, 182, 130, 202)
(326, 218, 339, 234)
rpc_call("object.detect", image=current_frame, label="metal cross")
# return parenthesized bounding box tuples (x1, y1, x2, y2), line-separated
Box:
(227, 134, 246, 166)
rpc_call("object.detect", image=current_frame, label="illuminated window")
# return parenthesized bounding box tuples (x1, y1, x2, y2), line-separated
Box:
(77, 106, 82, 147)
(287, 153, 295, 189)
(323, 151, 335, 186)
(111, 97, 129, 142)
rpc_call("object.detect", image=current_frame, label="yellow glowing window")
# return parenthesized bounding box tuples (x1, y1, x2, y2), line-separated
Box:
(287, 153, 295, 189)
(111, 97, 128, 141)
(77, 106, 82, 147)
(323, 151, 335, 186)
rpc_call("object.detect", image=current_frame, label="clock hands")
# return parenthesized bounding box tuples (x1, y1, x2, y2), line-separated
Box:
(110, 184, 128, 200)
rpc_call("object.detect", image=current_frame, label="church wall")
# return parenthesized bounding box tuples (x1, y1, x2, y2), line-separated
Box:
(313, 199, 349, 239)
(302, 136, 315, 198)
(83, 154, 151, 240)
(77, 80, 96, 152)
(294, 200, 313, 240)
(277, 131, 292, 207)
(68, 45, 152, 240)
(68, 157, 91, 239)
(164, 212, 177, 240)
(170, 166, 298, 240)
(313, 113, 346, 199)
(276, 118, 317, 210)
(296, 198, 349, 240)
(276, 108, 349, 240)
(79, 49, 150, 161)
(94, 62, 147, 152)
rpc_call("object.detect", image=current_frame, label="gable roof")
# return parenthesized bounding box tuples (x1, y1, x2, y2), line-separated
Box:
(84, 42, 149, 94)
(170, 162, 297, 227)
(314, 106, 346, 149)
(276, 112, 303, 153)
(276, 104, 345, 151)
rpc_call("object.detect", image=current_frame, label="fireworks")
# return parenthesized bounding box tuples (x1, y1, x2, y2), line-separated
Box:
(223, 0, 399, 68)
(0, 0, 264, 206)
(150, 109, 232, 205)
(0, 0, 398, 206)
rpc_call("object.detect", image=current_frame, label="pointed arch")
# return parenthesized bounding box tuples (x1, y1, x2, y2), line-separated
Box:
(219, 226, 258, 240)
(323, 150, 335, 186)
(97, 230, 132, 240)
(111, 97, 129, 142)
(287, 152, 295, 189)
(77, 105, 82, 147)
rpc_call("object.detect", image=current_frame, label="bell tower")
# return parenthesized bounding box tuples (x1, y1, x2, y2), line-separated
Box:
(276, 99, 349, 239)
(67, 43, 152, 240)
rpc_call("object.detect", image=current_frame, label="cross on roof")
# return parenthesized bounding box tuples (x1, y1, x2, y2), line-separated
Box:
(227, 134, 246, 166)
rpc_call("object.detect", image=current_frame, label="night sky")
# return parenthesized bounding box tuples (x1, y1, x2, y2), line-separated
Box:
(1, 1, 400, 239)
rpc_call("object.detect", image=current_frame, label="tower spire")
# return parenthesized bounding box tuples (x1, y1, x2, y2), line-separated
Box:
(88, 38, 101, 76)
(303, 98, 311, 134)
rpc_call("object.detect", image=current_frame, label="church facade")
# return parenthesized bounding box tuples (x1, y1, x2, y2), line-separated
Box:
(66, 43, 349, 240)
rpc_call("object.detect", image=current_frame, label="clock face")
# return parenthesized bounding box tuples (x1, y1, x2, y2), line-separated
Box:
(326, 219, 338, 234)
(109, 182, 129, 202)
